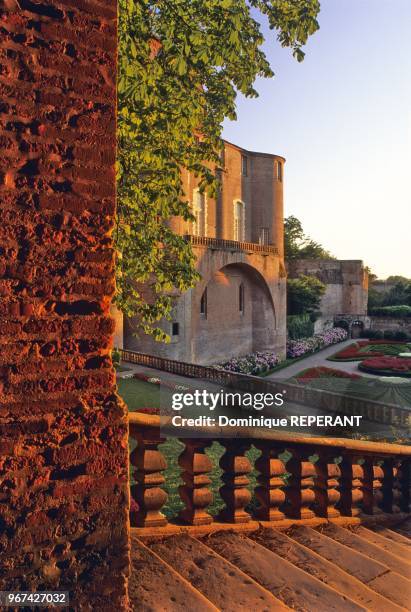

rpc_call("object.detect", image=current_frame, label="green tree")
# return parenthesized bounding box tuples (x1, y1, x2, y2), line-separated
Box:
(284, 215, 333, 261)
(287, 274, 326, 315)
(117, 1, 320, 340)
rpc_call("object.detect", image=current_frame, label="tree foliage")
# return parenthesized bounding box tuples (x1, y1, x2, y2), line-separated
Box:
(368, 280, 411, 310)
(117, 0, 320, 340)
(284, 215, 334, 260)
(287, 274, 326, 315)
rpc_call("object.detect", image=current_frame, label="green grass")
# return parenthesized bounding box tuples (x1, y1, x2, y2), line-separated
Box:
(117, 377, 164, 409)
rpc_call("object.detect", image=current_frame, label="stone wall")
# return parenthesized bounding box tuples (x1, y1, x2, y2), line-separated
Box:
(287, 259, 368, 332)
(369, 317, 411, 334)
(0, 1, 129, 608)
(125, 244, 287, 364)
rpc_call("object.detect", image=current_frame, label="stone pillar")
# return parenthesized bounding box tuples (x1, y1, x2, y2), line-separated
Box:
(0, 1, 129, 608)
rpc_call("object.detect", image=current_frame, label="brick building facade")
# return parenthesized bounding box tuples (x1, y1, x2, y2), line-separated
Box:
(122, 140, 287, 364)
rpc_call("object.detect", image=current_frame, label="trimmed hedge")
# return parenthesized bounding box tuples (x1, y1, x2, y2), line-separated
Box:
(360, 329, 410, 341)
(369, 305, 411, 317)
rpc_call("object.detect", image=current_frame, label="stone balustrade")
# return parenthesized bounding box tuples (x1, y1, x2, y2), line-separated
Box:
(185, 234, 280, 256)
(128, 412, 410, 531)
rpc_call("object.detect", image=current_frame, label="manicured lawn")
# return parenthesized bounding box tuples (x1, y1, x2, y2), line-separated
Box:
(117, 377, 164, 409)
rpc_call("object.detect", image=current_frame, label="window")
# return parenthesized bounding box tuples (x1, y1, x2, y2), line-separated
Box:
(239, 283, 244, 314)
(276, 160, 282, 181)
(233, 200, 245, 241)
(192, 189, 206, 236)
(259, 227, 269, 245)
(200, 288, 207, 318)
(241, 155, 248, 176)
(172, 322, 179, 336)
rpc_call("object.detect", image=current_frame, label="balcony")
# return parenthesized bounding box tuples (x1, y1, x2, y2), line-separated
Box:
(186, 234, 279, 256)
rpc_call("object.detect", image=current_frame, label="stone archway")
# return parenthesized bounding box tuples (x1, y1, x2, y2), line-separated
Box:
(191, 262, 277, 364)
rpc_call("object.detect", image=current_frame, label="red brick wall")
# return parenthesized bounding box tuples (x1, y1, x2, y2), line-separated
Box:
(0, 1, 129, 608)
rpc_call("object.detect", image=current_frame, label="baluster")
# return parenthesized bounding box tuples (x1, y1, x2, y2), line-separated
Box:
(285, 450, 316, 520)
(338, 454, 373, 516)
(254, 442, 286, 521)
(218, 441, 252, 523)
(314, 452, 341, 519)
(360, 456, 374, 514)
(178, 439, 213, 525)
(129, 428, 168, 527)
(372, 460, 384, 514)
(338, 454, 362, 516)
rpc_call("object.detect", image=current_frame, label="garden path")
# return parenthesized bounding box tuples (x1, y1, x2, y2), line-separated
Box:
(266, 339, 379, 380)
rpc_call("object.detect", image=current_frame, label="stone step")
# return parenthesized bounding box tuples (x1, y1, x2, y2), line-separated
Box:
(251, 527, 404, 612)
(356, 526, 411, 557)
(320, 524, 411, 579)
(392, 519, 411, 539)
(129, 536, 218, 612)
(203, 531, 365, 611)
(288, 525, 410, 609)
(148, 534, 289, 611)
(372, 526, 411, 548)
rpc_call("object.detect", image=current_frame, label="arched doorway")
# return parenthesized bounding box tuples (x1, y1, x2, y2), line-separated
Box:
(351, 320, 364, 339)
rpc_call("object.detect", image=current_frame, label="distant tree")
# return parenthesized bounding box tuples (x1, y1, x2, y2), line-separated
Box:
(367, 287, 383, 310)
(386, 275, 410, 284)
(364, 266, 378, 283)
(117, 2, 321, 340)
(384, 281, 411, 307)
(287, 274, 326, 315)
(284, 215, 334, 261)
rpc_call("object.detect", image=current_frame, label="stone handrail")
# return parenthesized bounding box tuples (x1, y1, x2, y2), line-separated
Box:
(128, 411, 410, 531)
(119, 349, 411, 428)
(185, 234, 279, 255)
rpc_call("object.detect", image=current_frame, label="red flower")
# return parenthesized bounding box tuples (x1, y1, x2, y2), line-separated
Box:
(360, 356, 411, 373)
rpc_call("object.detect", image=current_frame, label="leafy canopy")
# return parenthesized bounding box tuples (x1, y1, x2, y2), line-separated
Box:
(284, 215, 334, 260)
(117, 0, 320, 340)
(287, 274, 326, 315)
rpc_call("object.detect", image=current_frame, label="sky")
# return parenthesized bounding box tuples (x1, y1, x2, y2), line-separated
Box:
(222, 0, 411, 279)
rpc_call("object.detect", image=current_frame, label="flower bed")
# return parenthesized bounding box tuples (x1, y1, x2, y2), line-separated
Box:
(286, 327, 347, 359)
(328, 340, 409, 361)
(133, 372, 190, 391)
(295, 366, 361, 383)
(217, 351, 279, 375)
(359, 356, 411, 377)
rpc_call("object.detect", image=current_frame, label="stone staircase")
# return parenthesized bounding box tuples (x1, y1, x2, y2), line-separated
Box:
(130, 521, 411, 611)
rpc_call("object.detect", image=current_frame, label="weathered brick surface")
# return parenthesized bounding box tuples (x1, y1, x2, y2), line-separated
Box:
(0, 1, 129, 608)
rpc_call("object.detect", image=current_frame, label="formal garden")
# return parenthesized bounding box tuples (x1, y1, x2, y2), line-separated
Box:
(327, 339, 411, 378)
